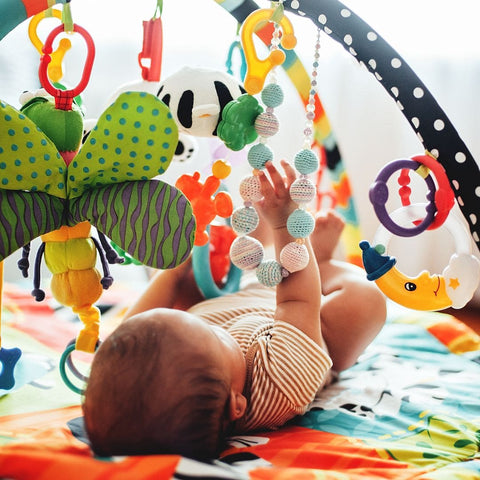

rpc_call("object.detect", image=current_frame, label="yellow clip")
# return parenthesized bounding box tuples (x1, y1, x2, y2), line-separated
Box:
(28, 9, 71, 83)
(241, 8, 297, 94)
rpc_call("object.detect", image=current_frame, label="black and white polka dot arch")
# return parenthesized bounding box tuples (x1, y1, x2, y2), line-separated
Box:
(221, 0, 480, 252)
(279, 0, 480, 252)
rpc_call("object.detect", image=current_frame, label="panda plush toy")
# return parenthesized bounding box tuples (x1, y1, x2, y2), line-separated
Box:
(156, 66, 246, 138)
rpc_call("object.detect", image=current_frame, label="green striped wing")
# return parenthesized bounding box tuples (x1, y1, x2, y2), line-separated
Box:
(0, 189, 65, 261)
(68, 180, 196, 269)
(67, 92, 178, 199)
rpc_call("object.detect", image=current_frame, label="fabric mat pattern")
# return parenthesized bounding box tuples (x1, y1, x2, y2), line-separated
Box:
(0, 285, 479, 479)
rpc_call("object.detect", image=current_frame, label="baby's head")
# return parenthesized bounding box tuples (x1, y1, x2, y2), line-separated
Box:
(82, 308, 247, 460)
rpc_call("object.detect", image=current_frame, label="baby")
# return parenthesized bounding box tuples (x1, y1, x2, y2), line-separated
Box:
(82, 161, 386, 460)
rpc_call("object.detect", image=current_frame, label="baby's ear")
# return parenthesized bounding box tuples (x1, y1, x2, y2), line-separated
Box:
(228, 391, 247, 421)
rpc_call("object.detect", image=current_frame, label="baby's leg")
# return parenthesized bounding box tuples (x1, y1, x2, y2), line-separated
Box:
(312, 211, 387, 372)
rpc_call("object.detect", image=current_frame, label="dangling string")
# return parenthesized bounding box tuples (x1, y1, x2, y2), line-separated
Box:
(153, 0, 163, 18)
(62, 0, 74, 33)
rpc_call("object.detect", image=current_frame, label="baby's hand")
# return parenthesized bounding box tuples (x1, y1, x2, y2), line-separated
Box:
(256, 160, 297, 230)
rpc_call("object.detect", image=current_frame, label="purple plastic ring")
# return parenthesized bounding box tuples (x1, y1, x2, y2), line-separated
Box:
(369, 159, 436, 237)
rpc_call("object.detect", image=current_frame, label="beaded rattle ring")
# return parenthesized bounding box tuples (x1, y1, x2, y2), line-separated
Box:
(230, 16, 321, 287)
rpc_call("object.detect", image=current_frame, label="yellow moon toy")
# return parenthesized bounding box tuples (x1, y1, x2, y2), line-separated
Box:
(361, 204, 480, 311)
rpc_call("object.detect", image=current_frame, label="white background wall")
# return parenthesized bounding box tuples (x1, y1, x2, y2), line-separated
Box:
(1, 0, 479, 305)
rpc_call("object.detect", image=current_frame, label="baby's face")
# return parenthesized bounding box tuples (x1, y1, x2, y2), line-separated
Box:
(127, 308, 247, 395)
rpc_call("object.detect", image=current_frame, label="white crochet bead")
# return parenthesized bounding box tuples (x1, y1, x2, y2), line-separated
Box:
(290, 177, 316, 204)
(239, 175, 263, 202)
(254, 112, 279, 137)
(280, 242, 310, 273)
(230, 235, 264, 270)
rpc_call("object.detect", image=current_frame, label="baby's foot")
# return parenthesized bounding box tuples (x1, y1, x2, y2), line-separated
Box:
(311, 210, 345, 263)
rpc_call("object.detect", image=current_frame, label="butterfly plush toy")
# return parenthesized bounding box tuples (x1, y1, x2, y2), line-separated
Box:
(0, 22, 195, 390)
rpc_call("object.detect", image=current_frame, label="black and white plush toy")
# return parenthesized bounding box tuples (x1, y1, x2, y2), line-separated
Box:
(156, 66, 245, 137)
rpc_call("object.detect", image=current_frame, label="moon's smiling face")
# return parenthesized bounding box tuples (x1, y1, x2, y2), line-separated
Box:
(376, 268, 450, 311)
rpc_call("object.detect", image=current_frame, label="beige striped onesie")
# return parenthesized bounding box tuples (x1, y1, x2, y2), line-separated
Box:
(187, 281, 333, 433)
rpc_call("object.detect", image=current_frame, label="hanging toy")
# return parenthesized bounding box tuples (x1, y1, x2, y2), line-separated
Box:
(362, 153, 479, 311)
(369, 154, 455, 237)
(360, 204, 480, 311)
(229, 7, 320, 288)
(176, 159, 243, 300)
(175, 159, 234, 246)
(156, 66, 247, 138)
(0, 14, 195, 360)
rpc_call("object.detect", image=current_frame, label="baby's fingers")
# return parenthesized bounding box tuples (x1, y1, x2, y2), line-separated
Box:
(257, 167, 275, 199)
(280, 159, 297, 187)
(264, 161, 289, 196)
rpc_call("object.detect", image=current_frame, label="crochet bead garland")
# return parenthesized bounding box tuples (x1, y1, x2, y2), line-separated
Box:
(229, 20, 321, 288)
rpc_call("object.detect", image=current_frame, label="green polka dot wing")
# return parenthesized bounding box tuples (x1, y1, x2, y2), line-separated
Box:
(0, 92, 196, 268)
(68, 91, 178, 198)
(0, 99, 66, 198)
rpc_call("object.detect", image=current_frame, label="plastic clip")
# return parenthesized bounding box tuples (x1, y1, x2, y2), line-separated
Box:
(241, 8, 297, 94)
(138, 17, 163, 82)
(39, 23, 95, 110)
(28, 8, 71, 82)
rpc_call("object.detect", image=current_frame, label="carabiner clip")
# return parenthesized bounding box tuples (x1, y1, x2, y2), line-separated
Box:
(39, 23, 95, 110)
(28, 8, 72, 83)
(241, 8, 297, 94)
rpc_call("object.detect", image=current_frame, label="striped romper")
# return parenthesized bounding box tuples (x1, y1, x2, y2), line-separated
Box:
(187, 281, 332, 433)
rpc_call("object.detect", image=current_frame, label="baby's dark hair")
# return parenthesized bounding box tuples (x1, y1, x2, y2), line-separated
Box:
(82, 315, 231, 460)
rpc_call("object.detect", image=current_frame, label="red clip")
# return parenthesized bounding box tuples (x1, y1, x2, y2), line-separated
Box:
(138, 17, 163, 82)
(39, 24, 95, 110)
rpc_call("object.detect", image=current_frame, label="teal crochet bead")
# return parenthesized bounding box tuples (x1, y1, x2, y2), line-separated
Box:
(261, 83, 284, 108)
(248, 143, 273, 170)
(256, 260, 283, 287)
(294, 149, 319, 175)
(287, 209, 315, 238)
(231, 206, 259, 235)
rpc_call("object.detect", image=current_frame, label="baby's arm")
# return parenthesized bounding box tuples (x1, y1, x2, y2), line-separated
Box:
(257, 161, 322, 345)
(123, 256, 204, 320)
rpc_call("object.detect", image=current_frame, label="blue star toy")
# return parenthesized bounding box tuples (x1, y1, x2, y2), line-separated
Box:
(0, 346, 22, 390)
